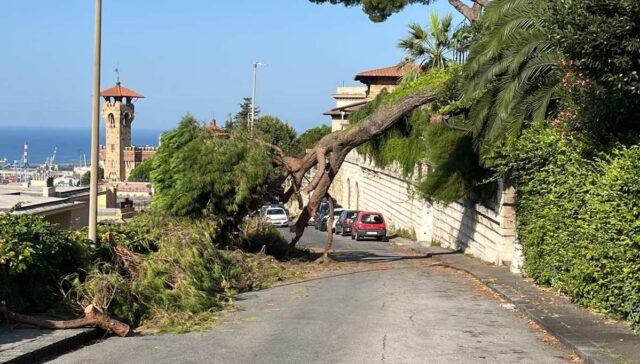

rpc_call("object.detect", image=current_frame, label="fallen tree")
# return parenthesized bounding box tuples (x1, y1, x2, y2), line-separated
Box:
(269, 85, 435, 248)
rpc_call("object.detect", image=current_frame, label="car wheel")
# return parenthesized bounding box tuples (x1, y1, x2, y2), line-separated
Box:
(380, 235, 387, 242)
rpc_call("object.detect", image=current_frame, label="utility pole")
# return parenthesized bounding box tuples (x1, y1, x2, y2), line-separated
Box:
(88, 0, 102, 243)
(250, 61, 265, 132)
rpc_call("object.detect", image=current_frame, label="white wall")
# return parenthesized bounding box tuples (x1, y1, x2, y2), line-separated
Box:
(334, 150, 518, 270)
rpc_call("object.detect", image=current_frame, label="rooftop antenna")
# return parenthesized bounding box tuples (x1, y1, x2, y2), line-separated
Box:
(115, 65, 120, 85)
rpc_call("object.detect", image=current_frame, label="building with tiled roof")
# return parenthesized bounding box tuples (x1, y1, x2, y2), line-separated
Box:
(325, 65, 419, 132)
(355, 64, 419, 101)
(99, 82, 156, 181)
(100, 83, 145, 99)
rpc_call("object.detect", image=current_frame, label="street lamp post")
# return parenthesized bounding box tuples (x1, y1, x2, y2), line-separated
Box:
(88, 0, 102, 243)
(250, 61, 265, 132)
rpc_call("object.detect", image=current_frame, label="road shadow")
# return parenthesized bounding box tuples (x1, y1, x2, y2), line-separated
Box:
(424, 250, 463, 258)
(327, 250, 433, 263)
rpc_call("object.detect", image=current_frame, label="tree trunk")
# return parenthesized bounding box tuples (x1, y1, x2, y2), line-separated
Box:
(323, 195, 335, 258)
(448, 0, 483, 22)
(275, 89, 435, 249)
(0, 302, 130, 337)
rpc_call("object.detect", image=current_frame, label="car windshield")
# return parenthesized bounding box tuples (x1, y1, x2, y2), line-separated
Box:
(319, 203, 341, 214)
(340, 211, 358, 222)
(361, 214, 383, 224)
(267, 209, 286, 216)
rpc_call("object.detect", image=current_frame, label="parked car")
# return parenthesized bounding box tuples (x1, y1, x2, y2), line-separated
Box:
(319, 208, 345, 232)
(309, 201, 327, 226)
(313, 202, 342, 229)
(351, 211, 387, 241)
(262, 206, 289, 227)
(335, 210, 360, 236)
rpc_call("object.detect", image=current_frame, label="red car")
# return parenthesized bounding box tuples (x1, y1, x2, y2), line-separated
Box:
(351, 211, 387, 241)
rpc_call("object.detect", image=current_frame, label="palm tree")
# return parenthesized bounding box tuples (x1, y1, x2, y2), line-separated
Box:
(464, 0, 562, 162)
(398, 12, 454, 75)
(451, 23, 473, 63)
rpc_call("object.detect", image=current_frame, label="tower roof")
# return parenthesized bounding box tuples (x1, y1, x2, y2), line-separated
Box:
(100, 83, 144, 98)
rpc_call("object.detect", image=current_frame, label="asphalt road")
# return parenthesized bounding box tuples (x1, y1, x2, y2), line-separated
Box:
(50, 228, 573, 364)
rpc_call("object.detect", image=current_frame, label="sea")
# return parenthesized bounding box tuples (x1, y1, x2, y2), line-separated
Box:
(0, 126, 165, 165)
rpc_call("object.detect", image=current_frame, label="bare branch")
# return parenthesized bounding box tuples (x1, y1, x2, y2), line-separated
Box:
(302, 147, 328, 193)
(448, 0, 482, 22)
(287, 91, 435, 247)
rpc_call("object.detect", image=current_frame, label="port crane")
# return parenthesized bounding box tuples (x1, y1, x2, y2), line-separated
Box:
(42, 147, 57, 176)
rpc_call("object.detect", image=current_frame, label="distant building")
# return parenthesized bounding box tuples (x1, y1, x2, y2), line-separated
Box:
(324, 65, 419, 132)
(323, 86, 367, 132)
(99, 82, 157, 181)
(0, 184, 108, 230)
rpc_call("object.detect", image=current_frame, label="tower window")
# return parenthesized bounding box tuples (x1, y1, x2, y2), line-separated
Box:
(110, 144, 115, 153)
(108, 114, 115, 128)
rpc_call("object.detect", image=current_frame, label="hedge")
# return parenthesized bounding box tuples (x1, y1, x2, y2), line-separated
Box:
(502, 123, 640, 329)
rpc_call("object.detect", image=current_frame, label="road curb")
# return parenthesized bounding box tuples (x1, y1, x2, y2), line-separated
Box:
(391, 240, 620, 364)
(1, 327, 101, 364)
(448, 267, 616, 364)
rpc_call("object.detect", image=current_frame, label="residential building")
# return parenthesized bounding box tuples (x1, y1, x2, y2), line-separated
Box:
(0, 184, 107, 230)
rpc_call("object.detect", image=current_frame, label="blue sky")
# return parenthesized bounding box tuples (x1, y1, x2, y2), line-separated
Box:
(0, 1, 462, 133)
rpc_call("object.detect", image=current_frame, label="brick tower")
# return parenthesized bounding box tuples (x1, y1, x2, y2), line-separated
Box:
(100, 82, 144, 181)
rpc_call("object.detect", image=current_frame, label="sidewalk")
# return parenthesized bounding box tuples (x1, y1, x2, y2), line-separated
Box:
(0, 323, 99, 364)
(392, 238, 640, 364)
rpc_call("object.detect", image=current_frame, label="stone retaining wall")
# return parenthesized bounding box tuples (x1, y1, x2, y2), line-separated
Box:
(334, 151, 518, 271)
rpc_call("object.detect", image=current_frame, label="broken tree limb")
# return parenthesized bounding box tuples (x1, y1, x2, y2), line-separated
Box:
(286, 91, 435, 248)
(303, 147, 328, 193)
(323, 194, 335, 258)
(0, 302, 130, 337)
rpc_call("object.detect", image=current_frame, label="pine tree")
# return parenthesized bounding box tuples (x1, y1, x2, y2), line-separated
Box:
(231, 97, 260, 130)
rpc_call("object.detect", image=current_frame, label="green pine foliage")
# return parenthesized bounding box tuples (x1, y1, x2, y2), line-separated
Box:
(229, 97, 260, 130)
(500, 122, 640, 330)
(66, 212, 289, 333)
(296, 124, 332, 156)
(127, 158, 154, 182)
(308, 0, 433, 22)
(151, 115, 278, 237)
(253, 115, 300, 155)
(80, 167, 104, 186)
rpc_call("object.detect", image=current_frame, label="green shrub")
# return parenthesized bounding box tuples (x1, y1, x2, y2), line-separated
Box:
(389, 226, 417, 241)
(0, 213, 88, 313)
(502, 122, 640, 329)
